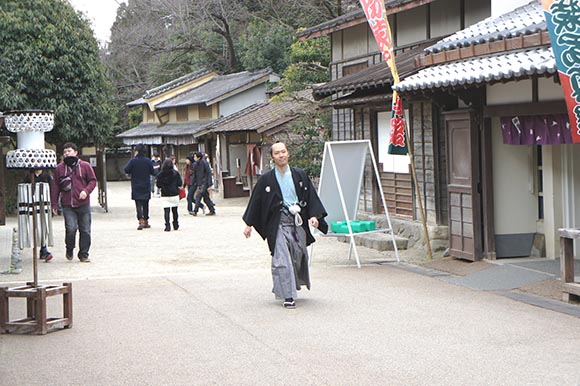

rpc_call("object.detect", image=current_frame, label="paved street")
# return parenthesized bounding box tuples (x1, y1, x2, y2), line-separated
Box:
(1, 181, 580, 386)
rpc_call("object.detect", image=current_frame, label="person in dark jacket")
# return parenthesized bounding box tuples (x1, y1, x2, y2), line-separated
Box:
(156, 158, 182, 231)
(124, 144, 156, 230)
(191, 152, 216, 216)
(151, 151, 162, 195)
(51, 142, 97, 262)
(242, 142, 328, 308)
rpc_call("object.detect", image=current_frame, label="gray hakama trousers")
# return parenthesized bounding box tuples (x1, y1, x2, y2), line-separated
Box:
(271, 212, 311, 299)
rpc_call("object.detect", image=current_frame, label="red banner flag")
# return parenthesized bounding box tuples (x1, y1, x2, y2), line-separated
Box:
(359, 0, 408, 154)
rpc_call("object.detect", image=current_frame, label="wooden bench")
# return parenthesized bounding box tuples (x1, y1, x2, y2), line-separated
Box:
(0, 282, 72, 334)
(558, 228, 580, 303)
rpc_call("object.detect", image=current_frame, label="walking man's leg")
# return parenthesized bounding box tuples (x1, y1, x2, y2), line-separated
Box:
(77, 205, 92, 261)
(187, 185, 195, 213)
(202, 188, 215, 215)
(62, 207, 78, 259)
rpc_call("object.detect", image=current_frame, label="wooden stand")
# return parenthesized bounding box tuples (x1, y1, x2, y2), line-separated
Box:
(558, 228, 580, 303)
(0, 282, 72, 334)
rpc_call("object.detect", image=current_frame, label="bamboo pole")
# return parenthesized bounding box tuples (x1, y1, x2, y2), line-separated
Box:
(402, 120, 433, 260)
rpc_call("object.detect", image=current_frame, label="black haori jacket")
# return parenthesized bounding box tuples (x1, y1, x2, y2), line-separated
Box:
(243, 166, 328, 254)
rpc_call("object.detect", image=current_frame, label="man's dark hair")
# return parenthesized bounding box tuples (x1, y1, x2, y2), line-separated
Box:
(269, 141, 284, 156)
(194, 151, 203, 159)
(135, 144, 146, 156)
(63, 142, 77, 152)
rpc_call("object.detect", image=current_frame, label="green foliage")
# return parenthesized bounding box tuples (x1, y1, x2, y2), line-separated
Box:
(0, 0, 118, 148)
(285, 109, 331, 178)
(239, 20, 293, 74)
(277, 37, 330, 94)
(127, 107, 143, 129)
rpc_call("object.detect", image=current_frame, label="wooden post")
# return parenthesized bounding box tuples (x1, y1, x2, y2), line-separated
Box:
(403, 123, 433, 260)
(0, 136, 10, 225)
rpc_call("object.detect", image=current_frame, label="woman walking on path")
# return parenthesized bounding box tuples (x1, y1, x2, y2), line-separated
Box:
(156, 159, 182, 231)
(124, 144, 156, 230)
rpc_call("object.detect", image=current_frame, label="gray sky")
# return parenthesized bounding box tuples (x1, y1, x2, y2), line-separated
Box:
(68, 0, 126, 44)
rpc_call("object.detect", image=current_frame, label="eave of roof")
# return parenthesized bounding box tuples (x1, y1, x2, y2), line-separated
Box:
(204, 89, 316, 135)
(312, 42, 428, 98)
(393, 46, 556, 93)
(116, 120, 214, 138)
(296, 0, 435, 41)
(127, 97, 146, 107)
(143, 69, 214, 99)
(154, 68, 273, 109)
(425, 0, 543, 54)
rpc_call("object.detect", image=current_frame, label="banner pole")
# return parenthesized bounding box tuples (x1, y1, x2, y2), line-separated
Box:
(402, 119, 433, 260)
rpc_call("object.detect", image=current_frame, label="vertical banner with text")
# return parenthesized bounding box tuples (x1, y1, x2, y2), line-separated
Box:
(359, 0, 408, 154)
(543, 0, 580, 143)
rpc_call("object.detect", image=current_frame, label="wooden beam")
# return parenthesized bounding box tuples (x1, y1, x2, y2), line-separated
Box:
(483, 101, 567, 117)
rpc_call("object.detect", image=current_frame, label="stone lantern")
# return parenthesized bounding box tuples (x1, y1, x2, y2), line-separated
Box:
(0, 110, 72, 335)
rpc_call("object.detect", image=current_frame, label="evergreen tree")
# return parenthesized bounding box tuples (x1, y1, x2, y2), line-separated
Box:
(0, 0, 118, 147)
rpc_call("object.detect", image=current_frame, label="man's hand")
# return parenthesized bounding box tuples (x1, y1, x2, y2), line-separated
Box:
(243, 225, 252, 238)
(52, 208, 58, 216)
(79, 190, 87, 200)
(309, 217, 319, 228)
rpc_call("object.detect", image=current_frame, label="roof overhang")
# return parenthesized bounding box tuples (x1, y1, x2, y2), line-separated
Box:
(393, 46, 556, 93)
(297, 0, 436, 41)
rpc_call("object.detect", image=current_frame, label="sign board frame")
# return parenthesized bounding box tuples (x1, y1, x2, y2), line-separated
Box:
(316, 140, 399, 267)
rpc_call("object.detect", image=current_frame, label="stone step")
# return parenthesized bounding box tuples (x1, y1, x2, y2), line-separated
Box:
(335, 232, 408, 251)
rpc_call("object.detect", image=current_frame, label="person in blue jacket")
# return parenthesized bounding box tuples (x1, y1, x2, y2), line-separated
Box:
(124, 144, 156, 230)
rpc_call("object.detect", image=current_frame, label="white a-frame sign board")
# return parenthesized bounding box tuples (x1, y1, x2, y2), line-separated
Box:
(317, 140, 399, 268)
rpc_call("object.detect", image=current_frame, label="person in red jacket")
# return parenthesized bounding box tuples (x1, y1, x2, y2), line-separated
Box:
(51, 143, 97, 262)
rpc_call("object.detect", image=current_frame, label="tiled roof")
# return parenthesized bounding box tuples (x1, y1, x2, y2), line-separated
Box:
(126, 97, 146, 107)
(296, 0, 434, 40)
(143, 69, 214, 99)
(116, 120, 214, 138)
(207, 89, 316, 134)
(426, 1, 544, 54)
(393, 46, 556, 92)
(313, 42, 428, 98)
(154, 68, 273, 109)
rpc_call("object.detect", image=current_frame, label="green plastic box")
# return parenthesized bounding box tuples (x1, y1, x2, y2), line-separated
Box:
(331, 220, 376, 233)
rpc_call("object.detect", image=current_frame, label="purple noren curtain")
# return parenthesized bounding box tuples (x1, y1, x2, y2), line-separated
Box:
(501, 114, 572, 145)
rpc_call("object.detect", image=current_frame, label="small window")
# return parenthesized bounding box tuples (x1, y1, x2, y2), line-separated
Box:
(176, 106, 188, 122)
(199, 104, 212, 120)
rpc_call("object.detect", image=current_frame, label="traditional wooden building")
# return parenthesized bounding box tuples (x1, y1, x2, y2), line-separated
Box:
(118, 68, 279, 169)
(395, 0, 576, 260)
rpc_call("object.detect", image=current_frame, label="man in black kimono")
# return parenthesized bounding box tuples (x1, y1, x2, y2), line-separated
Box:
(243, 142, 328, 308)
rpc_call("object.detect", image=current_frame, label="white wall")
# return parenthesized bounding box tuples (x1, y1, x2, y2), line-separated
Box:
(491, 0, 531, 17)
(377, 111, 410, 173)
(538, 77, 566, 101)
(430, 0, 461, 39)
(491, 117, 538, 234)
(396, 6, 427, 46)
(562, 145, 580, 257)
(487, 79, 532, 105)
(342, 24, 371, 59)
(219, 84, 267, 117)
(465, 0, 491, 27)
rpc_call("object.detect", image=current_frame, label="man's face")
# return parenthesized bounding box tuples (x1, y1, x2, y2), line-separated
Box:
(271, 143, 289, 168)
(63, 147, 78, 158)
(194, 154, 200, 162)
